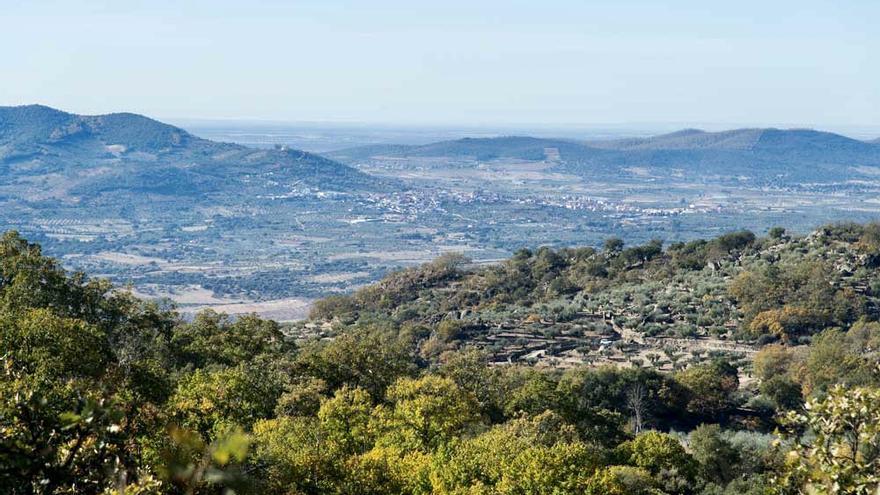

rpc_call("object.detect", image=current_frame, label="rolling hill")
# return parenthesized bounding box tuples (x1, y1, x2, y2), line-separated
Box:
(330, 128, 880, 183)
(0, 105, 386, 201)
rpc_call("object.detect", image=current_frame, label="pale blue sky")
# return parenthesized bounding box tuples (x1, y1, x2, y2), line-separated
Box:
(1, 0, 877, 126)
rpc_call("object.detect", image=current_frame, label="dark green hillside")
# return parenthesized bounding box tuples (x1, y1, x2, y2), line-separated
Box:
(4, 227, 880, 494)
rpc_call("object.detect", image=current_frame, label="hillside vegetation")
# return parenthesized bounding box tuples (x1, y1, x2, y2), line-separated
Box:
(3, 225, 880, 494)
(307, 223, 880, 363)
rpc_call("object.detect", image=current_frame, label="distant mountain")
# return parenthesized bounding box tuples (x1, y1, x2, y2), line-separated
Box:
(0, 105, 386, 201)
(332, 128, 880, 183)
(575, 128, 880, 181)
(590, 128, 877, 154)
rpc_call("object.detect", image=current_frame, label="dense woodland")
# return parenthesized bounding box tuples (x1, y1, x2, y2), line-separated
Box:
(3, 225, 880, 494)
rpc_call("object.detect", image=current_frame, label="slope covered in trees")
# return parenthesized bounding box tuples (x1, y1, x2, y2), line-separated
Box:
(3, 227, 880, 494)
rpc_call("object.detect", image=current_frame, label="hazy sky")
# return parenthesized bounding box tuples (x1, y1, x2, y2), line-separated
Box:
(2, 0, 878, 127)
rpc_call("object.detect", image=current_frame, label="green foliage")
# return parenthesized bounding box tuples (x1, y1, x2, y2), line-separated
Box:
(431, 412, 603, 495)
(676, 360, 739, 418)
(376, 375, 481, 452)
(170, 365, 282, 437)
(4, 228, 880, 495)
(773, 386, 880, 494)
(296, 325, 418, 400)
(437, 318, 464, 342)
(618, 430, 697, 488)
(274, 377, 328, 417)
(438, 348, 505, 420)
(730, 261, 861, 340)
(495, 441, 605, 494)
(586, 465, 660, 495)
(318, 386, 375, 455)
(159, 426, 252, 495)
(251, 416, 344, 494)
(500, 367, 561, 418)
(0, 308, 109, 380)
(688, 424, 740, 484)
(759, 375, 803, 410)
(800, 327, 880, 395)
(556, 366, 687, 437)
(171, 310, 293, 369)
(0, 358, 129, 495)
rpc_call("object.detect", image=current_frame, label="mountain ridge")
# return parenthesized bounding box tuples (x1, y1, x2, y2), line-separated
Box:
(0, 104, 387, 195)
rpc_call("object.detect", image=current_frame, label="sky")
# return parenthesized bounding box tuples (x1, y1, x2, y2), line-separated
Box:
(1, 0, 878, 128)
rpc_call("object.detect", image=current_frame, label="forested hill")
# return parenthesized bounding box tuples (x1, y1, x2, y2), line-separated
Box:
(0, 104, 387, 196)
(329, 128, 880, 183)
(308, 223, 880, 350)
(4, 225, 880, 494)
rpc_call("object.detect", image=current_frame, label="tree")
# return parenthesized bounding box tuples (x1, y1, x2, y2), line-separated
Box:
(251, 417, 343, 494)
(0, 358, 128, 495)
(430, 412, 595, 495)
(688, 424, 739, 485)
(274, 377, 328, 417)
(618, 430, 697, 484)
(438, 348, 504, 421)
(626, 383, 648, 434)
(557, 366, 687, 434)
(676, 360, 739, 418)
(297, 325, 418, 400)
(159, 426, 252, 495)
(436, 319, 463, 342)
(0, 308, 109, 381)
(586, 466, 659, 495)
(753, 344, 799, 382)
(317, 386, 375, 455)
(169, 365, 281, 437)
(801, 328, 878, 396)
(773, 386, 880, 494)
(501, 367, 561, 418)
(351, 445, 433, 495)
(604, 237, 624, 254)
(759, 376, 803, 411)
(748, 306, 817, 342)
(376, 376, 480, 452)
(768, 227, 787, 240)
(496, 442, 605, 495)
(171, 310, 293, 369)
